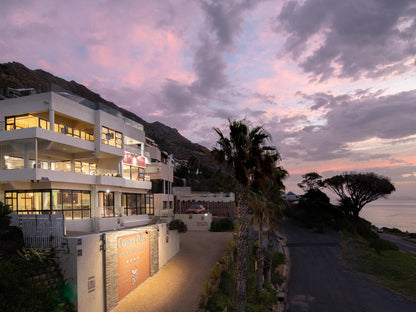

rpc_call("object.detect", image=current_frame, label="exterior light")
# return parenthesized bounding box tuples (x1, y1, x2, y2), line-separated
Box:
(106, 190, 110, 193)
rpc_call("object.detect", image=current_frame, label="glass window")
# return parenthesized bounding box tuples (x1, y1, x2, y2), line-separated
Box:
(123, 165, 130, 179)
(75, 161, 82, 173)
(52, 190, 63, 211)
(90, 163, 97, 175)
(5, 189, 90, 218)
(5, 192, 17, 212)
(102, 126, 123, 148)
(99, 191, 114, 217)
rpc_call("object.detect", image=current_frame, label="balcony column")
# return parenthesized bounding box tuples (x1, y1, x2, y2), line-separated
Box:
(49, 108, 55, 131)
(114, 191, 123, 217)
(91, 185, 100, 218)
(34, 138, 38, 168)
(23, 144, 28, 168)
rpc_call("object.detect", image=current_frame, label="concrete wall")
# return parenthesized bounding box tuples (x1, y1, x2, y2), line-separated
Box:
(158, 223, 180, 268)
(57, 224, 180, 312)
(175, 213, 212, 231)
(58, 234, 105, 312)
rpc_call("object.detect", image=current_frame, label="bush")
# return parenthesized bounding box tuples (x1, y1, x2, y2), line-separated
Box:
(0, 201, 12, 230)
(369, 238, 399, 254)
(409, 233, 416, 239)
(210, 218, 235, 232)
(168, 219, 188, 233)
(0, 254, 74, 312)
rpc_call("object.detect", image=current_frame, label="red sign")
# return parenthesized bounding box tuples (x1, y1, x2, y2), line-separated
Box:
(123, 152, 146, 168)
(117, 232, 150, 300)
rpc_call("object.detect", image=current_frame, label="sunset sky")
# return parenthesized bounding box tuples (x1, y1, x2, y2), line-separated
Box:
(1, 0, 415, 199)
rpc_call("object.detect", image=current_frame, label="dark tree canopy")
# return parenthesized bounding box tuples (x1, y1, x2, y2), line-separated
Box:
(297, 172, 323, 192)
(324, 172, 395, 220)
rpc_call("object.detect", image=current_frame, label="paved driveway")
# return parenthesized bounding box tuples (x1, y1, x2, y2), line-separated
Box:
(113, 231, 233, 312)
(281, 220, 416, 312)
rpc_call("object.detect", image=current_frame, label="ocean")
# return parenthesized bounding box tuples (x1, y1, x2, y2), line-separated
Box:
(360, 200, 416, 233)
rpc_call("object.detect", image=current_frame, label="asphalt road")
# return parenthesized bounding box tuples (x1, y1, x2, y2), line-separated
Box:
(378, 233, 416, 253)
(281, 220, 416, 312)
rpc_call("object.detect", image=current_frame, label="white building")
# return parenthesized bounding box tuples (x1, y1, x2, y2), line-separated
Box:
(145, 137, 174, 217)
(0, 90, 158, 233)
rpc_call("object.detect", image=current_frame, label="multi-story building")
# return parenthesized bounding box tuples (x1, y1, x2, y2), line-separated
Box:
(145, 137, 174, 217)
(0, 90, 156, 232)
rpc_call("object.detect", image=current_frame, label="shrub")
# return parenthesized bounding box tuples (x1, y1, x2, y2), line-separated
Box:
(168, 219, 188, 233)
(209, 218, 235, 232)
(0, 201, 12, 230)
(369, 238, 399, 254)
(409, 233, 416, 239)
(272, 251, 285, 268)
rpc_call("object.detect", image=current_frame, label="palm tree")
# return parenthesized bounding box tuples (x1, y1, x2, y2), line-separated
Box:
(213, 119, 276, 312)
(251, 164, 287, 292)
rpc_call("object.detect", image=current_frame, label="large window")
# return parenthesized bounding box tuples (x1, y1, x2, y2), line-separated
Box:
(123, 164, 144, 180)
(5, 114, 50, 131)
(122, 192, 154, 216)
(5, 190, 91, 219)
(102, 126, 123, 148)
(54, 122, 94, 141)
(151, 179, 172, 194)
(98, 191, 114, 217)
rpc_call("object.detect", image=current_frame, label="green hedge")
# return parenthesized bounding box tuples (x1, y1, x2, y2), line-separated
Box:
(209, 218, 235, 232)
(168, 219, 188, 233)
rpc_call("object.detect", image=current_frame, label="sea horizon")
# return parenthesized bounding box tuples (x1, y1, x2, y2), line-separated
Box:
(361, 199, 416, 233)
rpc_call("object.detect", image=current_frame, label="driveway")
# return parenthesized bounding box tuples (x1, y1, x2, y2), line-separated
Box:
(281, 220, 416, 312)
(113, 231, 233, 312)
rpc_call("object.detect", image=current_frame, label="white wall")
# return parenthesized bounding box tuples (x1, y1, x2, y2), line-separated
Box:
(158, 223, 180, 268)
(58, 234, 105, 312)
(175, 213, 212, 231)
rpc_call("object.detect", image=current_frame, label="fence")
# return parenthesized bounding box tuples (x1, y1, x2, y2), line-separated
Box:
(10, 214, 66, 249)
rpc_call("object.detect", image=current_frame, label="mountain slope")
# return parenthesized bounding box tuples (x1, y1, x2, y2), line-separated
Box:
(0, 62, 215, 167)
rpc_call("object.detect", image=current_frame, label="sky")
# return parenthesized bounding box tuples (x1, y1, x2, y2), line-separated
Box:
(1, 0, 415, 200)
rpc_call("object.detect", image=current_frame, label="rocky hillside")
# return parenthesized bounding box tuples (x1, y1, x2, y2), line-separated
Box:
(0, 62, 215, 167)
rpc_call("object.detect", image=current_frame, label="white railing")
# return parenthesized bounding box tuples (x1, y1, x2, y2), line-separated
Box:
(10, 214, 66, 249)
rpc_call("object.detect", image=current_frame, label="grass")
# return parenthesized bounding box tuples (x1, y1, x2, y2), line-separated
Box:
(341, 231, 416, 299)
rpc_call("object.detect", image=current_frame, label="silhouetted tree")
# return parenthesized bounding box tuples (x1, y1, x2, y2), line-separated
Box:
(297, 172, 323, 192)
(324, 172, 395, 232)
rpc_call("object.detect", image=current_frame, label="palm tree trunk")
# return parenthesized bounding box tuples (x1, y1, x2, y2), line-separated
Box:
(256, 219, 265, 294)
(236, 182, 249, 312)
(264, 229, 273, 284)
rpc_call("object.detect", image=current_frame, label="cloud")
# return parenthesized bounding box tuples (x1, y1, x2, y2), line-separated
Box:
(274, 89, 416, 162)
(275, 0, 416, 80)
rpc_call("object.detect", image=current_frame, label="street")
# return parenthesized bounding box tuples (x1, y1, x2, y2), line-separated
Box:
(378, 233, 416, 253)
(281, 220, 416, 312)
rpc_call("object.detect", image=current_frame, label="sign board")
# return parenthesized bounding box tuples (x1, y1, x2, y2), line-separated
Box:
(117, 232, 150, 300)
(123, 152, 146, 168)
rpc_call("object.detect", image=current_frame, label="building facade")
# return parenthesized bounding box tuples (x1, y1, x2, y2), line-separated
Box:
(0, 91, 156, 232)
(145, 137, 174, 217)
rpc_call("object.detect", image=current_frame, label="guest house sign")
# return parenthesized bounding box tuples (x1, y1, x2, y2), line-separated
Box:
(117, 231, 150, 300)
(123, 152, 146, 168)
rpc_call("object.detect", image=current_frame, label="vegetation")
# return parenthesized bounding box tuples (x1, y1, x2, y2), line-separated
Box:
(210, 218, 235, 232)
(297, 172, 323, 192)
(324, 172, 395, 232)
(0, 201, 12, 230)
(174, 156, 235, 193)
(201, 241, 282, 312)
(168, 219, 188, 233)
(0, 251, 74, 312)
(212, 119, 279, 312)
(289, 172, 415, 299)
(342, 230, 416, 299)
